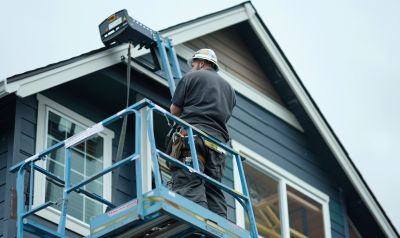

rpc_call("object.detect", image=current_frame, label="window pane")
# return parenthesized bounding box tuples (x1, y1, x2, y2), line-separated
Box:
(47, 137, 64, 168)
(287, 186, 324, 238)
(85, 198, 103, 223)
(69, 192, 84, 221)
(86, 180, 103, 196)
(244, 162, 281, 238)
(71, 148, 84, 174)
(48, 112, 66, 141)
(87, 137, 103, 158)
(86, 156, 103, 177)
(45, 110, 105, 224)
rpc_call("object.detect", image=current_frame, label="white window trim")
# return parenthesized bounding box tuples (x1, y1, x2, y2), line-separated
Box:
(232, 140, 331, 238)
(34, 94, 114, 236)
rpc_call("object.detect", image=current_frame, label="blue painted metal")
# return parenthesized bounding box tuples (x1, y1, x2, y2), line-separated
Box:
(58, 148, 72, 234)
(16, 165, 25, 238)
(186, 127, 200, 171)
(77, 188, 115, 209)
(146, 106, 163, 190)
(23, 201, 55, 218)
(166, 37, 183, 79)
(33, 164, 65, 186)
(154, 32, 177, 96)
(236, 154, 258, 237)
(10, 99, 258, 238)
(29, 161, 34, 210)
(135, 110, 145, 218)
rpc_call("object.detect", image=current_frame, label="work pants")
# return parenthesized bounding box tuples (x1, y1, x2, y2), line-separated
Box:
(170, 139, 227, 218)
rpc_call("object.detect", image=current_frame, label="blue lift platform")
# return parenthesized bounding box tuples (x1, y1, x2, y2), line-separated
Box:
(10, 9, 259, 238)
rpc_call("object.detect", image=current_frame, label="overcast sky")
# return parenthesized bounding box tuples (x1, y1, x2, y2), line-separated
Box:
(1, 0, 399, 232)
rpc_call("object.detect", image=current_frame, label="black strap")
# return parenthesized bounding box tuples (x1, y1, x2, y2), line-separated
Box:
(110, 43, 132, 206)
(115, 43, 132, 163)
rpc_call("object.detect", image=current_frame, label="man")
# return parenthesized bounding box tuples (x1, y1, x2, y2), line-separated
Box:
(170, 48, 236, 218)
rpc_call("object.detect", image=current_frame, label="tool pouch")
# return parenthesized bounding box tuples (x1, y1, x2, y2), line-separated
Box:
(170, 135, 184, 160)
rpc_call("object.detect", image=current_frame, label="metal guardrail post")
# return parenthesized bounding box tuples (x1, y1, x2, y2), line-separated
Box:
(57, 148, 72, 234)
(140, 107, 153, 194)
(236, 154, 258, 238)
(135, 110, 144, 217)
(146, 106, 162, 190)
(186, 127, 200, 171)
(16, 166, 26, 238)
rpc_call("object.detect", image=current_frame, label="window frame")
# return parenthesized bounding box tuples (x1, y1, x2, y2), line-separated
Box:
(34, 94, 114, 236)
(232, 140, 332, 238)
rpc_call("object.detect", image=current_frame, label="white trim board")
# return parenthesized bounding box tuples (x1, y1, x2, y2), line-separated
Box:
(244, 4, 397, 237)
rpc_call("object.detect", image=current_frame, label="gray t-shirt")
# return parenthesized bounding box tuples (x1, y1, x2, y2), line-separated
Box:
(172, 68, 236, 142)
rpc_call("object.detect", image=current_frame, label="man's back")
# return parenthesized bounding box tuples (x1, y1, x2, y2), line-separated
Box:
(172, 68, 236, 142)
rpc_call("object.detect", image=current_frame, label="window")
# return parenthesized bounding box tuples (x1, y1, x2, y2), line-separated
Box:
(243, 163, 281, 237)
(34, 94, 114, 235)
(232, 141, 331, 238)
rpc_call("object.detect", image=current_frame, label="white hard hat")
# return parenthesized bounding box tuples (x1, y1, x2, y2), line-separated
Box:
(191, 48, 219, 70)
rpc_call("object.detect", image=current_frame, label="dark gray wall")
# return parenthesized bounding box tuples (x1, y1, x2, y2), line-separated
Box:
(0, 95, 16, 238)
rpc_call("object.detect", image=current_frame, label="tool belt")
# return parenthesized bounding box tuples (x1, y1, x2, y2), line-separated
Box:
(169, 133, 206, 169)
(166, 128, 226, 170)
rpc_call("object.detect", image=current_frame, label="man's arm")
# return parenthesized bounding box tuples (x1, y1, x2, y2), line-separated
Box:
(170, 104, 182, 117)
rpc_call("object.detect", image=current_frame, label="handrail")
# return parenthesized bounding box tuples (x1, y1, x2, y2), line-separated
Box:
(10, 99, 258, 238)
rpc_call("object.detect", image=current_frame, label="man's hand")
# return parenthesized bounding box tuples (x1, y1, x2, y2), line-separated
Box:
(170, 104, 182, 117)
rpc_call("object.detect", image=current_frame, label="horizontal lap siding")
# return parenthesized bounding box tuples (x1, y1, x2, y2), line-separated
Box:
(184, 26, 285, 106)
(0, 95, 16, 237)
(229, 94, 346, 236)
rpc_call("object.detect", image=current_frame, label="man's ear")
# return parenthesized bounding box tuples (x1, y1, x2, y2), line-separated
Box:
(199, 60, 205, 69)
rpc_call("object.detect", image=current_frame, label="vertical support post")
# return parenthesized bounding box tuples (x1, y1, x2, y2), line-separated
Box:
(279, 181, 290, 238)
(146, 107, 162, 189)
(135, 111, 144, 217)
(166, 38, 183, 80)
(28, 162, 34, 210)
(186, 128, 200, 171)
(58, 148, 72, 234)
(236, 154, 259, 238)
(140, 107, 153, 194)
(154, 33, 176, 96)
(16, 166, 26, 238)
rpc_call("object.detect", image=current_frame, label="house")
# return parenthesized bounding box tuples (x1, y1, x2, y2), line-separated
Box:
(0, 2, 398, 237)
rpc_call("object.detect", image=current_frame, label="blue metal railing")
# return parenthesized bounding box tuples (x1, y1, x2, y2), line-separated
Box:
(10, 99, 258, 238)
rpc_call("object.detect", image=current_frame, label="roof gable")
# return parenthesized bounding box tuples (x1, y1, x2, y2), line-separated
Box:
(1, 2, 397, 236)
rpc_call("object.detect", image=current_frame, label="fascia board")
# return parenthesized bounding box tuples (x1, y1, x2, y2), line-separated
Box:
(162, 6, 250, 45)
(244, 3, 397, 236)
(11, 44, 129, 98)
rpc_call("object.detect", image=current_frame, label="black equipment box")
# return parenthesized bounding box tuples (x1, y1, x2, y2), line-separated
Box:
(99, 9, 155, 47)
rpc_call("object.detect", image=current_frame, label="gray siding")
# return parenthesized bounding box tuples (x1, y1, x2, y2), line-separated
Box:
(229, 94, 347, 237)
(0, 95, 16, 237)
